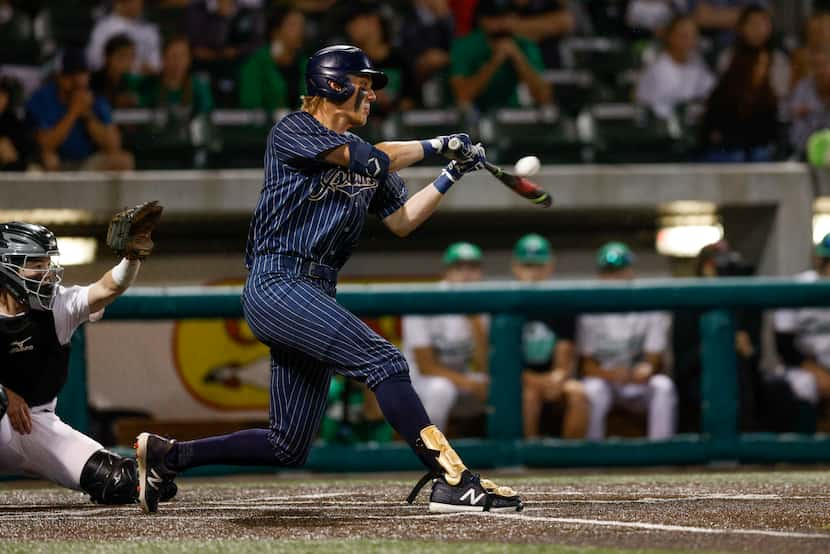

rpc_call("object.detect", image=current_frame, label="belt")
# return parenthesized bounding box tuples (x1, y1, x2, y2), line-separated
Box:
(251, 254, 338, 283)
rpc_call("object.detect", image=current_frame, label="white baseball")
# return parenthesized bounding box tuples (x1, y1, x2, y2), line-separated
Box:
(514, 156, 541, 176)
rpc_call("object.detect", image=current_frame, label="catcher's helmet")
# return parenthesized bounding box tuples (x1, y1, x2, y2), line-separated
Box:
(0, 222, 63, 310)
(305, 45, 388, 103)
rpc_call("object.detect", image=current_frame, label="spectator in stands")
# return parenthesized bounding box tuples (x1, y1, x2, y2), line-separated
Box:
(238, 7, 306, 111)
(400, 0, 455, 107)
(672, 240, 762, 433)
(25, 48, 133, 171)
(450, 0, 552, 113)
(185, 0, 264, 67)
(449, 0, 478, 36)
(774, 234, 830, 432)
(507, 0, 576, 69)
(791, 13, 830, 90)
(578, 242, 676, 441)
(787, 49, 830, 157)
(135, 36, 213, 116)
(511, 234, 589, 439)
(699, 44, 779, 162)
(402, 242, 490, 434)
(90, 34, 140, 109)
(691, 0, 771, 47)
(0, 76, 31, 171)
(635, 15, 715, 119)
(625, 0, 688, 37)
(342, 2, 411, 114)
(87, 0, 162, 75)
(716, 5, 790, 98)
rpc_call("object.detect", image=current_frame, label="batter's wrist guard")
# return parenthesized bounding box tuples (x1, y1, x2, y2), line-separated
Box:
(433, 161, 463, 194)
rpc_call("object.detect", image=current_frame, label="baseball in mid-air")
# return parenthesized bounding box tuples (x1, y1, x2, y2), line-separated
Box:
(514, 155, 541, 177)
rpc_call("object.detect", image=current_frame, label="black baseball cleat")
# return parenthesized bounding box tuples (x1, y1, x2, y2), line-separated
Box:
(408, 470, 524, 513)
(135, 432, 178, 514)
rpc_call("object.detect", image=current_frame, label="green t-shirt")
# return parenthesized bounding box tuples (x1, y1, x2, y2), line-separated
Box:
(449, 29, 546, 112)
(238, 46, 307, 111)
(134, 74, 214, 115)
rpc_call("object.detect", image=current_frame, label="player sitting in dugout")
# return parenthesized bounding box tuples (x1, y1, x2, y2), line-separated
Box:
(402, 242, 490, 435)
(511, 234, 589, 439)
(578, 242, 678, 441)
(774, 233, 830, 427)
(0, 204, 174, 505)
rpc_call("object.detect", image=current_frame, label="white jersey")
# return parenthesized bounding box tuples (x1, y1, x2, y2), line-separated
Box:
(402, 314, 476, 377)
(577, 311, 671, 370)
(774, 270, 830, 368)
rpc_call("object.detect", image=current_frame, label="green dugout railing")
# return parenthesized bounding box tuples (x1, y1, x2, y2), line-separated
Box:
(59, 277, 830, 473)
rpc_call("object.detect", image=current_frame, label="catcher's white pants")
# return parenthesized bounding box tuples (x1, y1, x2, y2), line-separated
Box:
(0, 399, 102, 490)
(411, 374, 458, 432)
(583, 375, 677, 440)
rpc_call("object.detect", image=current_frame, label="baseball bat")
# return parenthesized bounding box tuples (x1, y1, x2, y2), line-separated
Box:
(447, 138, 552, 208)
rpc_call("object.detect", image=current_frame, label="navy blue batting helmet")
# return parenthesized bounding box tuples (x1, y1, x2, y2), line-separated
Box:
(305, 45, 388, 103)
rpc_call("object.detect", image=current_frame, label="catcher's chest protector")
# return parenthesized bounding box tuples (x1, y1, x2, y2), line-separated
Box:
(0, 311, 69, 406)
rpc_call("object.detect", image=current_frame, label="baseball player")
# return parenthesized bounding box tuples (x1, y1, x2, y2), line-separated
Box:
(0, 208, 173, 505)
(402, 242, 490, 432)
(135, 45, 523, 514)
(578, 242, 677, 440)
(774, 233, 830, 418)
(511, 234, 589, 439)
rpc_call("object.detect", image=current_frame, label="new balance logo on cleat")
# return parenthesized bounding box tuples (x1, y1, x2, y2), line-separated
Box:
(459, 489, 486, 506)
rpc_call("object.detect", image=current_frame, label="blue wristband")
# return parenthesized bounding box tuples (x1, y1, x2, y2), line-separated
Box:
(433, 170, 455, 194)
(420, 139, 439, 157)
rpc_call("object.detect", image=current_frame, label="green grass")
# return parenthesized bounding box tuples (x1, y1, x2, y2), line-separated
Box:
(0, 539, 728, 554)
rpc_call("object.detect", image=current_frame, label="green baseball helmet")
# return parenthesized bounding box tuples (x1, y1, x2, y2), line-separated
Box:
(442, 242, 483, 266)
(816, 233, 830, 258)
(596, 241, 634, 271)
(513, 233, 552, 264)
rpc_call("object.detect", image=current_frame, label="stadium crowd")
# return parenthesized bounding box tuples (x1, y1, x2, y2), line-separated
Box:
(2, 0, 830, 169)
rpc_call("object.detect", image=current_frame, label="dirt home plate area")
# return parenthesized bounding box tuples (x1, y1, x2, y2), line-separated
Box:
(1, 470, 830, 553)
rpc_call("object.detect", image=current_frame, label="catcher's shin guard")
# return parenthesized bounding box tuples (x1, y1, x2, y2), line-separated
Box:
(80, 450, 139, 505)
(406, 425, 523, 513)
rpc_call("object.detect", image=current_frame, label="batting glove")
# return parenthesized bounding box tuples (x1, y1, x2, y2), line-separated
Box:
(433, 150, 485, 194)
(422, 133, 474, 160)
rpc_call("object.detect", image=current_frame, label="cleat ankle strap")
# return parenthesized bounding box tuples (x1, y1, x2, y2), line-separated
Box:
(406, 471, 439, 504)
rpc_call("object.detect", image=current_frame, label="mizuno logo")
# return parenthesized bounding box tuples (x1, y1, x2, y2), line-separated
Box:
(459, 488, 486, 506)
(9, 336, 34, 354)
(147, 469, 164, 490)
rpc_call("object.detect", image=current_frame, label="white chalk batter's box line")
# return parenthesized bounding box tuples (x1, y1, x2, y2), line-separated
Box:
(1, 497, 830, 541)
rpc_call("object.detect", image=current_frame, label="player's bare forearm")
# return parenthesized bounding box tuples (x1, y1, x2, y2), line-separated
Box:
(87, 258, 142, 313)
(382, 183, 444, 237)
(375, 141, 426, 171)
(87, 271, 127, 313)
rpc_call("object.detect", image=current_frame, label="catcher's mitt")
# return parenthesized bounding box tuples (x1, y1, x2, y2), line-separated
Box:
(106, 201, 163, 260)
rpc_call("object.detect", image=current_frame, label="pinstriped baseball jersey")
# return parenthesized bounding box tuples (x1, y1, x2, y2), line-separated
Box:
(245, 111, 408, 272)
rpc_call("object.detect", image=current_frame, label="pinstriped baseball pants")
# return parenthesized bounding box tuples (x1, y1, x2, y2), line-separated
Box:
(242, 270, 409, 466)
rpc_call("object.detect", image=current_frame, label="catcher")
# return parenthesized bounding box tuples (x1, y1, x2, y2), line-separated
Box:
(0, 202, 173, 504)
